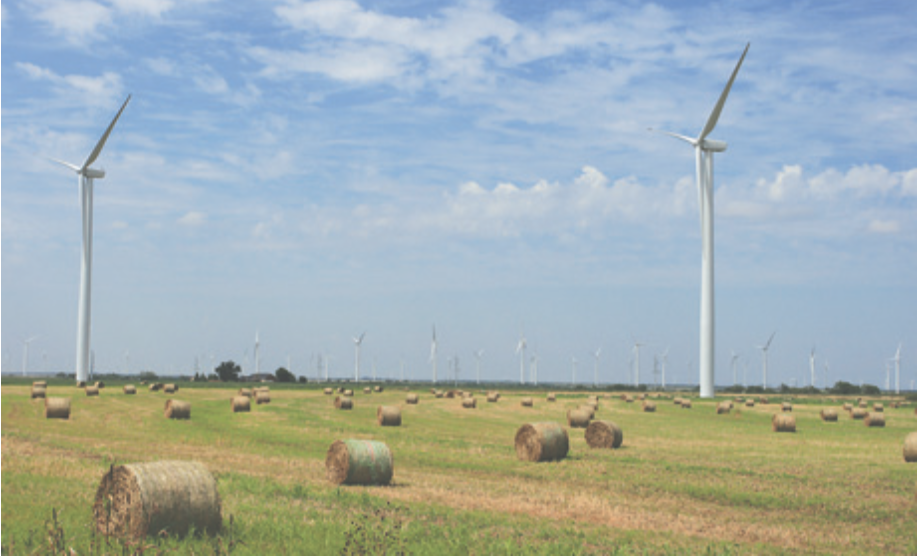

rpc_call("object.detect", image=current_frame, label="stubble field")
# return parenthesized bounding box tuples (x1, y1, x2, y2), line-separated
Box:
(1, 381, 917, 555)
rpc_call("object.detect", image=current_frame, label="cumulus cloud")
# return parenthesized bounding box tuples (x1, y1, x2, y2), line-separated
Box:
(177, 211, 206, 227)
(16, 63, 124, 107)
(867, 219, 899, 234)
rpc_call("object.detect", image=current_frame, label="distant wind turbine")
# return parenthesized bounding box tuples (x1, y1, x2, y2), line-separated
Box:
(430, 326, 438, 383)
(50, 95, 132, 385)
(631, 340, 644, 387)
(756, 331, 776, 390)
(353, 332, 365, 382)
(892, 343, 901, 395)
(22, 336, 39, 376)
(730, 350, 739, 385)
(593, 347, 602, 386)
(531, 353, 539, 385)
(660, 347, 669, 389)
(571, 356, 578, 387)
(515, 333, 527, 385)
(254, 330, 260, 376)
(474, 349, 484, 384)
(651, 44, 749, 398)
(809, 346, 816, 388)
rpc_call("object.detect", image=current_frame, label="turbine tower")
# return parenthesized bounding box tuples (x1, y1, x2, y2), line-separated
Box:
(474, 349, 484, 384)
(353, 332, 365, 382)
(571, 356, 578, 387)
(632, 340, 644, 387)
(51, 95, 132, 385)
(730, 350, 739, 385)
(593, 347, 602, 386)
(809, 346, 816, 388)
(430, 326, 438, 383)
(515, 334, 527, 385)
(254, 330, 260, 376)
(660, 347, 669, 389)
(893, 343, 901, 395)
(756, 331, 776, 390)
(652, 44, 749, 398)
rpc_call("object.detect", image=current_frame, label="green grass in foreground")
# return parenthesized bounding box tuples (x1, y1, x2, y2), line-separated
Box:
(1, 382, 916, 555)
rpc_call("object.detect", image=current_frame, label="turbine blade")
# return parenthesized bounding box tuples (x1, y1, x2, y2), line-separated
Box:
(698, 43, 749, 142)
(47, 157, 81, 172)
(650, 128, 697, 145)
(765, 330, 776, 349)
(81, 94, 132, 172)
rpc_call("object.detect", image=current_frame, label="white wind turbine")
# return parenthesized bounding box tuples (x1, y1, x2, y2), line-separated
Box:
(660, 347, 669, 389)
(756, 331, 776, 390)
(22, 336, 39, 376)
(730, 350, 739, 385)
(571, 356, 578, 387)
(430, 326, 438, 383)
(515, 333, 527, 385)
(892, 343, 901, 395)
(809, 346, 816, 388)
(254, 330, 260, 376)
(593, 347, 602, 386)
(531, 353, 539, 385)
(51, 95, 132, 385)
(353, 332, 365, 382)
(652, 44, 749, 398)
(474, 349, 484, 384)
(631, 340, 644, 387)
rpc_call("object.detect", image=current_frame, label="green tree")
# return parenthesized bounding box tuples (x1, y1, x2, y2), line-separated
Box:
(140, 371, 158, 382)
(275, 367, 296, 383)
(215, 361, 241, 382)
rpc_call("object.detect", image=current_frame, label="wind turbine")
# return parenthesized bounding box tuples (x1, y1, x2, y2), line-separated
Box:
(730, 350, 739, 385)
(631, 340, 644, 387)
(651, 44, 749, 398)
(531, 353, 539, 385)
(515, 333, 527, 385)
(592, 347, 602, 386)
(809, 346, 816, 388)
(756, 331, 776, 390)
(22, 336, 39, 376)
(571, 356, 578, 387)
(254, 330, 260, 376)
(50, 95, 132, 385)
(353, 332, 365, 382)
(430, 326, 438, 383)
(892, 343, 901, 395)
(474, 349, 484, 384)
(660, 347, 669, 389)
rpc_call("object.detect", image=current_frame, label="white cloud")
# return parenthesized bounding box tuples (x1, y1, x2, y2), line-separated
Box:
(16, 63, 124, 107)
(107, 0, 173, 17)
(868, 219, 899, 234)
(29, 0, 113, 43)
(177, 211, 206, 226)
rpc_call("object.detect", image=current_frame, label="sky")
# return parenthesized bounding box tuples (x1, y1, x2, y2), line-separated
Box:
(1, 0, 917, 389)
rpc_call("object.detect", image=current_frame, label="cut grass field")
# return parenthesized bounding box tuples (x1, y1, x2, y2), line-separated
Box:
(2, 381, 916, 555)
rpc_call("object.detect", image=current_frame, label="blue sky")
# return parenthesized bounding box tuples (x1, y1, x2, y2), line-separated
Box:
(2, 0, 916, 389)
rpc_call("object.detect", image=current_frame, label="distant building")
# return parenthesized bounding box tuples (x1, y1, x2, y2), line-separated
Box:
(241, 373, 276, 383)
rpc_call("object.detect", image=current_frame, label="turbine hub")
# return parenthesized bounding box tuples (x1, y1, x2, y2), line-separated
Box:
(84, 168, 106, 179)
(699, 139, 727, 152)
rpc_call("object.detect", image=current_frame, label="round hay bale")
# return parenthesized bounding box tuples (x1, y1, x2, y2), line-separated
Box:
(546, 393, 556, 402)
(642, 401, 656, 413)
(842, 403, 854, 412)
(889, 401, 901, 409)
(521, 397, 534, 407)
(579, 405, 596, 419)
(716, 401, 732, 414)
(435, 391, 444, 398)
(585, 400, 599, 411)
(337, 387, 344, 394)
(33, 380, 48, 389)
(323, 387, 333, 395)
(864, 412, 885, 427)
(820, 408, 838, 422)
(45, 397, 71, 419)
(681, 399, 692, 409)
(163, 385, 175, 394)
(850, 408, 868, 420)
(624, 396, 634, 403)
(772, 413, 796, 433)
(93, 461, 221, 541)
(85, 385, 99, 397)
(343, 389, 354, 397)
(94, 381, 105, 389)
(164, 399, 191, 420)
(255, 392, 270, 405)
(123, 385, 136, 395)
(620, 394, 627, 401)
(31, 385, 47, 399)
(325, 439, 393, 485)
(873, 403, 884, 412)
(337, 396, 354, 410)
(373, 385, 383, 393)
(745, 399, 754, 407)
(239, 388, 252, 398)
(759, 396, 769, 404)
(363, 387, 372, 394)
(903, 432, 916, 463)
(377, 406, 401, 426)
(735, 396, 744, 403)
(567, 408, 591, 428)
(230, 396, 250, 413)
(673, 397, 682, 405)
(857, 401, 867, 409)
(446, 390, 456, 399)
(781, 402, 792, 412)
(406, 393, 419, 404)
(514, 422, 569, 462)
(486, 392, 499, 402)
(461, 397, 477, 408)
(585, 420, 623, 449)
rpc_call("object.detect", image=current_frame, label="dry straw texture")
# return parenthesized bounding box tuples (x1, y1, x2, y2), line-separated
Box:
(745, 399, 755, 407)
(643, 401, 656, 413)
(325, 439, 394, 485)
(681, 399, 692, 409)
(873, 403, 884, 412)
(462, 397, 477, 408)
(123, 385, 136, 395)
(486, 393, 499, 402)
(546, 393, 556, 402)
(716, 401, 732, 414)
(406, 393, 419, 404)
(31, 385, 46, 399)
(850, 408, 868, 420)
(374, 385, 383, 392)
(864, 412, 885, 427)
(85, 386, 99, 397)
(93, 461, 221, 541)
(256, 392, 271, 405)
(781, 402, 792, 412)
(820, 408, 838, 422)
(578, 405, 596, 419)
(230, 396, 251, 413)
(843, 403, 854, 411)
(33, 381, 47, 389)
(624, 396, 634, 403)
(858, 401, 868, 409)
(673, 397, 682, 405)
(363, 387, 372, 394)
(903, 432, 917, 463)
(45, 397, 71, 419)
(343, 389, 354, 397)
(148, 383, 161, 392)
(163, 384, 176, 394)
(521, 397, 533, 407)
(238, 388, 252, 398)
(323, 388, 333, 395)
(377, 406, 402, 427)
(514, 422, 569, 462)
(759, 396, 769, 404)
(889, 401, 901, 409)
(164, 399, 191, 420)
(772, 414, 796, 433)
(567, 409, 591, 428)
(585, 420, 623, 449)
(435, 391, 444, 398)
(334, 396, 353, 410)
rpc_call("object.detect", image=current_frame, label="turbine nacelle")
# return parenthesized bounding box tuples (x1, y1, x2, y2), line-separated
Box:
(85, 168, 106, 179)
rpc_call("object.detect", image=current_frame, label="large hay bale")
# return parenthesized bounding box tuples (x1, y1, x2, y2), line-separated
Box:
(745, 399, 754, 407)
(624, 396, 634, 403)
(164, 383, 177, 393)
(334, 396, 353, 410)
(94, 381, 106, 389)
(716, 401, 732, 414)
(33, 381, 47, 389)
(681, 399, 692, 409)
(850, 408, 868, 420)
(735, 396, 744, 403)
(857, 400, 867, 409)
(239, 388, 252, 398)
(546, 393, 556, 402)
(579, 405, 596, 419)
(435, 390, 444, 398)
(164, 399, 191, 420)
(256, 392, 270, 405)
(759, 396, 769, 404)
(486, 392, 499, 403)
(772, 413, 796, 433)
(864, 412, 885, 427)
(230, 396, 251, 413)
(585, 420, 623, 449)
(148, 383, 161, 392)
(31, 385, 47, 399)
(93, 461, 221, 541)
(820, 408, 838, 422)
(85, 385, 100, 397)
(567, 408, 591, 428)
(514, 422, 569, 462)
(889, 401, 901, 409)
(377, 406, 401, 426)
(406, 393, 419, 404)
(323, 387, 333, 395)
(873, 403, 884, 412)
(45, 397, 71, 419)
(123, 385, 136, 395)
(585, 400, 599, 411)
(903, 432, 916, 463)
(337, 387, 345, 394)
(446, 390, 456, 399)
(343, 389, 354, 397)
(373, 385, 383, 393)
(642, 401, 656, 413)
(781, 402, 792, 412)
(326, 439, 393, 485)
(461, 397, 477, 408)
(521, 397, 534, 407)
(363, 387, 372, 394)
(842, 403, 854, 412)
(673, 397, 682, 405)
